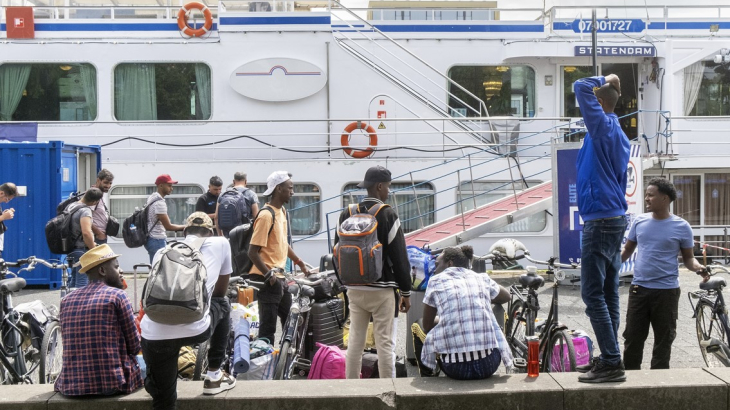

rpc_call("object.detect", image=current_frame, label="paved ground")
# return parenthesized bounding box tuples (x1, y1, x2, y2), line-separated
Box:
(11, 268, 724, 376)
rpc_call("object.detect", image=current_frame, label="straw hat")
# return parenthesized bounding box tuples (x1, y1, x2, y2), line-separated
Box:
(79, 244, 122, 274)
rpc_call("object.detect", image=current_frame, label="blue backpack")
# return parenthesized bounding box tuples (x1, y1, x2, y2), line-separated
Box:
(406, 246, 435, 291)
(218, 188, 252, 233)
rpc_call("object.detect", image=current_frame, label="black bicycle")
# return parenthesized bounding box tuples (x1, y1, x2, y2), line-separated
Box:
(689, 263, 730, 367)
(0, 257, 65, 384)
(497, 250, 579, 373)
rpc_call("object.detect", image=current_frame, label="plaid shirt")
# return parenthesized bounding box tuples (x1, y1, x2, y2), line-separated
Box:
(55, 281, 143, 396)
(421, 267, 513, 370)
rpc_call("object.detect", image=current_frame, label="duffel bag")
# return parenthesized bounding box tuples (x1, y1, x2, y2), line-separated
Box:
(311, 270, 344, 301)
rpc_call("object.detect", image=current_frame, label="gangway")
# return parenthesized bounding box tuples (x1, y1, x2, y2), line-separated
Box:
(405, 181, 553, 249)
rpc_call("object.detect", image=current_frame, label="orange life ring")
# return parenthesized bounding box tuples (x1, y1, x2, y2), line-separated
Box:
(341, 121, 377, 159)
(177, 2, 213, 38)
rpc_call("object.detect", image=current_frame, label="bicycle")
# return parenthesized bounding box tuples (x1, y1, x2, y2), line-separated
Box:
(688, 263, 730, 367)
(0, 257, 66, 384)
(495, 250, 579, 373)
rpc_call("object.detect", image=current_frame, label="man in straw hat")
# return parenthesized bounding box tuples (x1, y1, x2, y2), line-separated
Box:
(55, 244, 143, 396)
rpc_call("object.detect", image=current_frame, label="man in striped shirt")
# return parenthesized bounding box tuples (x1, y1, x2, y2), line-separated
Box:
(336, 166, 412, 379)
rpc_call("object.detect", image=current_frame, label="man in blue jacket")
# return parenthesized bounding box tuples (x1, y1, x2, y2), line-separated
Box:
(574, 74, 630, 383)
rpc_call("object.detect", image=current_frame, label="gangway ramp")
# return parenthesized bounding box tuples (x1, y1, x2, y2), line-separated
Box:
(405, 181, 553, 249)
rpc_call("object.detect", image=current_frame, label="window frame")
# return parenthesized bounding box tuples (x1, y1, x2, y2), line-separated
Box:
(0, 61, 99, 122)
(686, 61, 730, 117)
(111, 61, 214, 122)
(446, 64, 538, 119)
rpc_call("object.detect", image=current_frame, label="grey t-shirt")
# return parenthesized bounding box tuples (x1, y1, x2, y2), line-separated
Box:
(146, 192, 168, 240)
(66, 202, 92, 250)
(241, 188, 259, 220)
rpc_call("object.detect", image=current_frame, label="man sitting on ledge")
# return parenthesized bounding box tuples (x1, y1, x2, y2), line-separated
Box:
(55, 244, 143, 396)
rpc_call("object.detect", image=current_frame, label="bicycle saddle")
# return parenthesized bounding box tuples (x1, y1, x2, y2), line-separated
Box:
(700, 277, 726, 291)
(0, 277, 26, 293)
(519, 273, 544, 290)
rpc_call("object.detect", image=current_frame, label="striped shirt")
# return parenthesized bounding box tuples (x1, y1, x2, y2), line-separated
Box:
(55, 281, 143, 396)
(421, 267, 513, 370)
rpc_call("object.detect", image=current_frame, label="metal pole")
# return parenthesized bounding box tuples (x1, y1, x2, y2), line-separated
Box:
(592, 9, 598, 76)
(468, 154, 477, 211)
(507, 157, 520, 210)
(457, 171, 467, 232)
(326, 41, 332, 158)
(409, 172, 425, 230)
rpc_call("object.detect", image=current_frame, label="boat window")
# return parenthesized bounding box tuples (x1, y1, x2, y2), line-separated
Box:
(704, 173, 730, 226)
(685, 61, 730, 116)
(342, 182, 435, 233)
(370, 9, 493, 21)
(109, 184, 204, 238)
(114, 63, 212, 121)
(457, 180, 547, 232)
(0, 63, 97, 121)
(448, 65, 536, 118)
(247, 183, 321, 236)
(672, 175, 700, 226)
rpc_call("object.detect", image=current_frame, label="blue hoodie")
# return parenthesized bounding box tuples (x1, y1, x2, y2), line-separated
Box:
(574, 76, 630, 222)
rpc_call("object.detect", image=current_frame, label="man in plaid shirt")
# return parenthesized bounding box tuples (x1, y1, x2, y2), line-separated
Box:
(55, 244, 143, 396)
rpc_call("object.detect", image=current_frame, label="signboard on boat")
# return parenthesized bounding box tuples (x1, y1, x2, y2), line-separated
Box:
(229, 58, 327, 102)
(571, 19, 646, 34)
(574, 46, 655, 57)
(553, 141, 642, 276)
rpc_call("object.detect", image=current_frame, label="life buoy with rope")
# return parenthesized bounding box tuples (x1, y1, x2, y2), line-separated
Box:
(341, 121, 377, 159)
(177, 2, 213, 38)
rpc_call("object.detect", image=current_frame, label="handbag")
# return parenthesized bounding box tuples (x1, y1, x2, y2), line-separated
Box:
(106, 215, 120, 237)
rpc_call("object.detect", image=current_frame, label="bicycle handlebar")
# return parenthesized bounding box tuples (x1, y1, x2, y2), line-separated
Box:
(700, 264, 730, 276)
(524, 255, 580, 270)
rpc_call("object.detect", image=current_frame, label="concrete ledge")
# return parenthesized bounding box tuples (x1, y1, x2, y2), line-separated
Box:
(2, 369, 730, 410)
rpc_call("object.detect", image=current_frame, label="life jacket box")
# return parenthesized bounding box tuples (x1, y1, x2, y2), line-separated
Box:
(305, 298, 345, 360)
(237, 285, 256, 306)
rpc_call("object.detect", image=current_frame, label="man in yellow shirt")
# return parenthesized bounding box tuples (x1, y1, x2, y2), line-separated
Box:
(248, 171, 309, 345)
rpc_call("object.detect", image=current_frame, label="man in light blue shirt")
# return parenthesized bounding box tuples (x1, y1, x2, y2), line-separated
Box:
(621, 178, 704, 370)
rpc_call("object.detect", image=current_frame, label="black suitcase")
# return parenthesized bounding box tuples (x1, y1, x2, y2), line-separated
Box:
(305, 298, 346, 360)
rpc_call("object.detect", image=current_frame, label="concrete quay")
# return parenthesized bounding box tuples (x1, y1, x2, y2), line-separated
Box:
(3, 369, 730, 410)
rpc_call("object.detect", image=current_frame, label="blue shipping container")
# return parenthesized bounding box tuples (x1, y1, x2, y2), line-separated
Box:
(0, 141, 101, 288)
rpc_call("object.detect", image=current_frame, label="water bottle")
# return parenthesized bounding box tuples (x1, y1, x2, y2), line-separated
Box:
(130, 224, 137, 234)
(527, 336, 539, 377)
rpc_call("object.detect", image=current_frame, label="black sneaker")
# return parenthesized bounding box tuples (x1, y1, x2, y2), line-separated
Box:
(576, 357, 599, 373)
(578, 360, 626, 383)
(203, 372, 236, 395)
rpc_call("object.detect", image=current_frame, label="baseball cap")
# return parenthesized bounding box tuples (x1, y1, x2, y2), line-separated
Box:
(155, 174, 178, 185)
(357, 166, 392, 189)
(263, 171, 291, 196)
(185, 212, 214, 231)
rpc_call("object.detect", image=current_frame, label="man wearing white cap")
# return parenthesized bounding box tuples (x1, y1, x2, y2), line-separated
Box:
(55, 244, 143, 396)
(248, 171, 310, 345)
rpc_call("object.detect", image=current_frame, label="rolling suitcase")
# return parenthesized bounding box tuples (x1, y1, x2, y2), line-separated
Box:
(305, 298, 345, 360)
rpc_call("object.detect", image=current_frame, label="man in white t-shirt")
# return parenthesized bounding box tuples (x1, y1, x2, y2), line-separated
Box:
(140, 212, 234, 410)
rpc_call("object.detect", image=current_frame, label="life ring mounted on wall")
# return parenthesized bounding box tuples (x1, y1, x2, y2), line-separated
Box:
(341, 121, 378, 159)
(177, 2, 213, 38)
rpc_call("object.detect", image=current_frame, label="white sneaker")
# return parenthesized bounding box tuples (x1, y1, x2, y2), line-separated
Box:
(203, 371, 236, 395)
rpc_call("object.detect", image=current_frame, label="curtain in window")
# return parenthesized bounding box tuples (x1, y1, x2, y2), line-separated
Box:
(673, 176, 701, 226)
(705, 173, 730, 225)
(684, 61, 705, 115)
(0, 64, 31, 121)
(194, 63, 211, 120)
(78, 64, 97, 120)
(115, 64, 157, 121)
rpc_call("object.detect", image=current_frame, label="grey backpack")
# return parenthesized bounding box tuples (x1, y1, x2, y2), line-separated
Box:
(142, 238, 208, 325)
(333, 203, 386, 285)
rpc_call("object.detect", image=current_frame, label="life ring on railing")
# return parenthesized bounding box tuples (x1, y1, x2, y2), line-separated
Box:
(177, 2, 213, 38)
(341, 121, 377, 159)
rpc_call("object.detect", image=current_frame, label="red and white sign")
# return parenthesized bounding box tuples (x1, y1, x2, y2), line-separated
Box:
(6, 7, 35, 39)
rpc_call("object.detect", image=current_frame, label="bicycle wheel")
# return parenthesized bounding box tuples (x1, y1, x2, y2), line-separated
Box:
(273, 340, 291, 380)
(39, 321, 63, 384)
(544, 329, 576, 372)
(696, 300, 730, 367)
(505, 301, 531, 360)
(193, 341, 210, 381)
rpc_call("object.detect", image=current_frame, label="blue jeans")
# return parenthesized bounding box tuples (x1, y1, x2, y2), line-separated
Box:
(439, 349, 502, 380)
(68, 249, 87, 288)
(580, 215, 627, 366)
(144, 237, 167, 264)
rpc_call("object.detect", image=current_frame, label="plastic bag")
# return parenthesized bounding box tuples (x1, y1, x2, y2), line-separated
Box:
(230, 303, 260, 340)
(407, 246, 435, 291)
(238, 351, 278, 380)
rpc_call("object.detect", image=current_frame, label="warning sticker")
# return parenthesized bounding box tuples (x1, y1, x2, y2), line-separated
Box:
(378, 122, 386, 129)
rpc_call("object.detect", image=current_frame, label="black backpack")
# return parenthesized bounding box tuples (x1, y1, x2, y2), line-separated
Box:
(228, 206, 277, 276)
(122, 197, 162, 248)
(45, 204, 88, 254)
(218, 188, 253, 235)
(56, 191, 85, 216)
